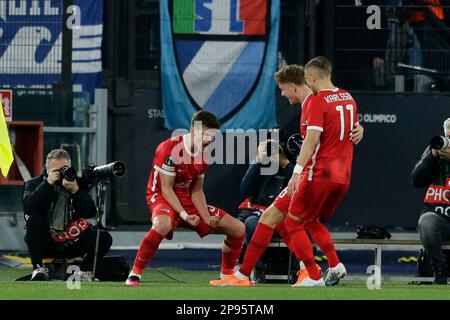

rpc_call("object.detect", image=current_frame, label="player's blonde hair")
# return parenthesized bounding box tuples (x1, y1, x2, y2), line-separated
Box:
(305, 56, 333, 78)
(274, 65, 306, 86)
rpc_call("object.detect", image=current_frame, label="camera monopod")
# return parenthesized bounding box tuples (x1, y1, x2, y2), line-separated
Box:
(91, 179, 110, 281)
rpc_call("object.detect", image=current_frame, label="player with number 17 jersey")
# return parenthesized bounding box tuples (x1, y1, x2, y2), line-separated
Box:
(300, 88, 358, 186)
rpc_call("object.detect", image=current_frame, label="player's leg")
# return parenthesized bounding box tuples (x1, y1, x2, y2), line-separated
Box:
(306, 219, 339, 268)
(305, 183, 348, 285)
(285, 180, 328, 287)
(306, 218, 346, 286)
(131, 215, 173, 274)
(213, 210, 246, 278)
(210, 192, 290, 286)
(275, 220, 295, 257)
(193, 205, 245, 279)
(284, 215, 324, 287)
(275, 219, 322, 285)
(237, 205, 286, 277)
(126, 200, 177, 287)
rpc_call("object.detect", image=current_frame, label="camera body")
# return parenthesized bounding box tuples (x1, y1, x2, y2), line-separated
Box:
(56, 166, 77, 182)
(430, 136, 450, 150)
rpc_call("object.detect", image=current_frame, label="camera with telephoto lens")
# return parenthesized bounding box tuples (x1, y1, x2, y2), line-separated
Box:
(56, 166, 77, 182)
(83, 161, 127, 183)
(430, 136, 450, 150)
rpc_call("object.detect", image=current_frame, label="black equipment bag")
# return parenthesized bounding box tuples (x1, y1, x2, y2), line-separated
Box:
(95, 255, 130, 282)
(356, 226, 392, 240)
(15, 255, 130, 282)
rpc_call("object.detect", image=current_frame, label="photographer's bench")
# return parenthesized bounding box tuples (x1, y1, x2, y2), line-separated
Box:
(267, 238, 450, 283)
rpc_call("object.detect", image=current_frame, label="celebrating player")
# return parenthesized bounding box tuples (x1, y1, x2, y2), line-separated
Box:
(210, 64, 363, 287)
(284, 56, 360, 287)
(126, 110, 245, 287)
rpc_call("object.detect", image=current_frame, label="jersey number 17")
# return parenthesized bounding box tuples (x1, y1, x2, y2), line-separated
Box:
(336, 104, 355, 141)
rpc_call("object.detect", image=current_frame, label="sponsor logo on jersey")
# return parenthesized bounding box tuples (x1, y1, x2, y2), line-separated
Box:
(164, 156, 175, 166)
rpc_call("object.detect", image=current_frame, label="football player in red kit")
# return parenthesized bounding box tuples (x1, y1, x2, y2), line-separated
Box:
(210, 64, 363, 287)
(284, 56, 360, 287)
(126, 111, 245, 286)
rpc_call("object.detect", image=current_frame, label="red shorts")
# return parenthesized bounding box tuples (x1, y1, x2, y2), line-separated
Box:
(288, 179, 349, 224)
(148, 193, 227, 238)
(272, 187, 292, 215)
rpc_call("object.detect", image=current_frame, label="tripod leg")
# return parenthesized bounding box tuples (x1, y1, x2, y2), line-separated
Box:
(92, 227, 101, 281)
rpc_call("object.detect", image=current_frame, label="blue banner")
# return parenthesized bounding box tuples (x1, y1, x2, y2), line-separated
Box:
(0, 0, 103, 101)
(161, 0, 279, 130)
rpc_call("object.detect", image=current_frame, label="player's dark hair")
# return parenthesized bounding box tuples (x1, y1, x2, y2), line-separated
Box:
(191, 110, 221, 129)
(274, 65, 306, 86)
(305, 56, 333, 77)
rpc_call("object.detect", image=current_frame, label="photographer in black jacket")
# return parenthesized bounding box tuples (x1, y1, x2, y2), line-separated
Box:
(412, 118, 450, 284)
(23, 149, 112, 281)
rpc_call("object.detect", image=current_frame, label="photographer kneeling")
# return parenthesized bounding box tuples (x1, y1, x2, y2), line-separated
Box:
(238, 132, 295, 282)
(412, 118, 450, 285)
(23, 149, 112, 281)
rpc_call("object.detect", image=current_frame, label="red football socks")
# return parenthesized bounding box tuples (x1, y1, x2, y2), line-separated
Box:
(306, 220, 340, 268)
(289, 228, 322, 280)
(239, 223, 275, 277)
(221, 234, 245, 275)
(276, 222, 299, 260)
(132, 229, 165, 275)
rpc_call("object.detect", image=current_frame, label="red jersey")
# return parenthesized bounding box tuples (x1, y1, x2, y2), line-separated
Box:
(303, 88, 358, 185)
(299, 92, 314, 177)
(299, 93, 314, 139)
(146, 135, 208, 204)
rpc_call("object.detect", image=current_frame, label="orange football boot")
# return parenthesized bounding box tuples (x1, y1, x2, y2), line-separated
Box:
(209, 274, 255, 287)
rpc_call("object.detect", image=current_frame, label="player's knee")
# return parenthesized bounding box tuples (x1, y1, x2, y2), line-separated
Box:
(260, 206, 284, 228)
(152, 217, 173, 236)
(233, 219, 245, 238)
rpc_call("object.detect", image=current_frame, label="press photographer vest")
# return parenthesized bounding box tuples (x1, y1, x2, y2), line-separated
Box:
(49, 186, 91, 243)
(423, 161, 450, 218)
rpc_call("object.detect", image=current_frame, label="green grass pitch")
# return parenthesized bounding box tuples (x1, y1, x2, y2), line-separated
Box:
(0, 267, 450, 300)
